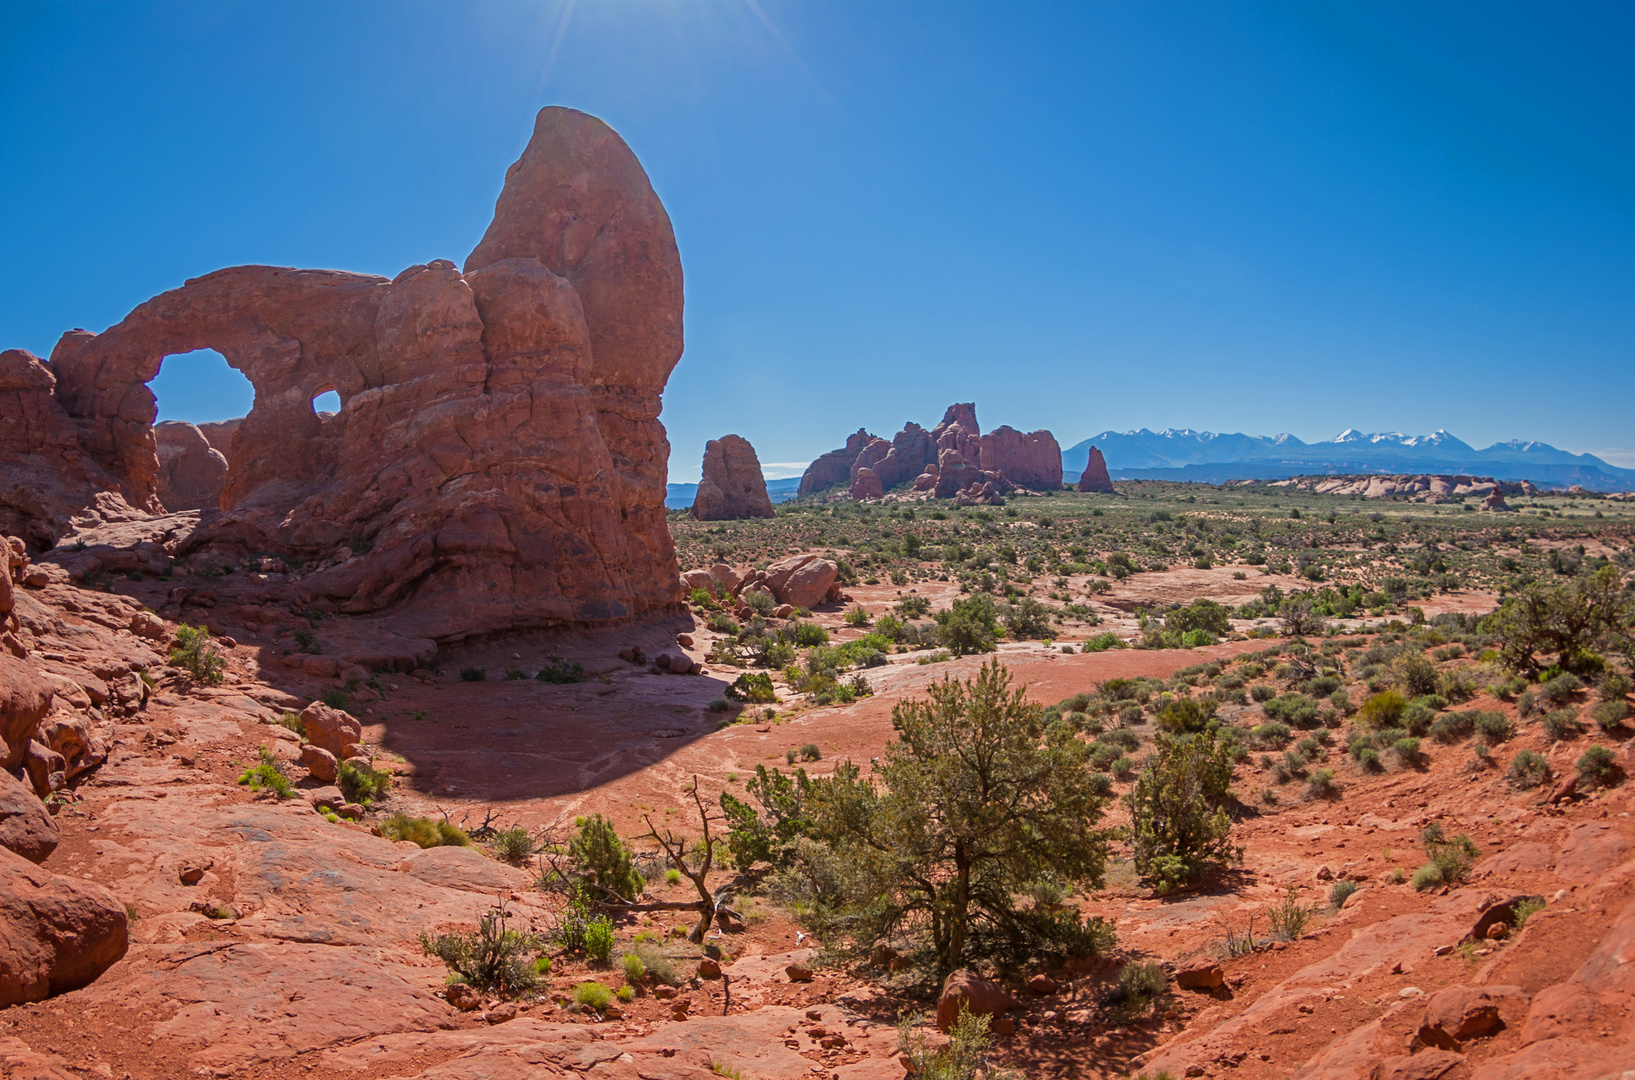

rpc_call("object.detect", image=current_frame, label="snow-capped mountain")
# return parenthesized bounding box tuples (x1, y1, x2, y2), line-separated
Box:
(1059, 428, 1635, 491)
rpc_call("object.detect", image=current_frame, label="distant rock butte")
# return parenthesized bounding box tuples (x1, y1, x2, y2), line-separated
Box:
(1078, 445, 1116, 493)
(0, 106, 686, 641)
(692, 435, 775, 520)
(1257, 474, 1532, 506)
(801, 402, 1057, 502)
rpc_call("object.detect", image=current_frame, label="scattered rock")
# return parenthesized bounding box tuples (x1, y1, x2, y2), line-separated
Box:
(484, 1002, 518, 1024)
(299, 744, 339, 783)
(1175, 957, 1225, 991)
(446, 984, 481, 1011)
(298, 702, 362, 760)
(786, 963, 814, 983)
(698, 959, 721, 979)
(1027, 973, 1057, 996)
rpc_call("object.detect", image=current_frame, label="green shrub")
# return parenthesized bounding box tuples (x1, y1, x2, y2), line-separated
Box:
(1541, 708, 1584, 742)
(1508, 749, 1551, 790)
(1128, 725, 1241, 894)
(1577, 744, 1618, 788)
(420, 904, 544, 995)
(1329, 879, 1359, 909)
(493, 826, 535, 865)
(1118, 960, 1168, 1005)
(1357, 690, 1406, 728)
(897, 1006, 1003, 1080)
(169, 624, 225, 685)
(1249, 684, 1276, 703)
(339, 759, 391, 805)
(380, 813, 470, 848)
(1420, 823, 1479, 885)
(799, 743, 821, 761)
(459, 667, 486, 682)
(1539, 672, 1584, 705)
(726, 672, 777, 704)
(1474, 711, 1515, 742)
(631, 941, 682, 985)
(537, 659, 585, 684)
(1602, 672, 1633, 700)
(1512, 897, 1546, 928)
(274, 711, 306, 738)
(1411, 863, 1444, 891)
(1358, 747, 1384, 773)
(622, 951, 646, 984)
(1592, 700, 1631, 732)
(568, 814, 644, 902)
(1305, 768, 1337, 798)
(1392, 737, 1423, 768)
(237, 747, 294, 799)
(742, 588, 777, 617)
(844, 605, 871, 627)
(583, 915, 616, 964)
(933, 595, 1001, 655)
(572, 981, 614, 1010)
(1082, 632, 1126, 652)
(1429, 711, 1475, 744)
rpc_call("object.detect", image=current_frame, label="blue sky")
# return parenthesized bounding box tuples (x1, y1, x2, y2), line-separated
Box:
(3, 1, 1632, 482)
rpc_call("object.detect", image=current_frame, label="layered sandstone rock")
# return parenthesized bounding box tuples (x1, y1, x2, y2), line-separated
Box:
(692, 435, 775, 520)
(1078, 445, 1117, 493)
(154, 421, 228, 512)
(978, 425, 1062, 490)
(850, 467, 884, 501)
(3, 106, 685, 641)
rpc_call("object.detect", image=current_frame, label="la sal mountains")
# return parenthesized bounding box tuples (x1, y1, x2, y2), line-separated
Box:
(1059, 428, 1635, 492)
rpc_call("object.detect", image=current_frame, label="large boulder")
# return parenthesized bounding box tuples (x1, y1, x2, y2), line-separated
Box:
(1078, 445, 1116, 493)
(0, 652, 53, 772)
(298, 702, 362, 760)
(154, 421, 228, 512)
(0, 846, 128, 1005)
(978, 425, 1061, 490)
(692, 435, 775, 520)
(15, 106, 685, 642)
(936, 969, 1016, 1033)
(739, 555, 839, 610)
(850, 467, 884, 501)
(0, 769, 57, 864)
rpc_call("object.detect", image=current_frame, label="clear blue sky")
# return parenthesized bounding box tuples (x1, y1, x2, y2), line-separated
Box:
(3, 2, 1632, 482)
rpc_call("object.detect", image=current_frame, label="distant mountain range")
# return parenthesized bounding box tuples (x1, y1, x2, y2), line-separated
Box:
(1060, 429, 1635, 492)
(665, 476, 801, 510)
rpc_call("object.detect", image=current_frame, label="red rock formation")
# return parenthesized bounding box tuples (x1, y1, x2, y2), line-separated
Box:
(3, 106, 686, 641)
(692, 435, 775, 520)
(978, 425, 1062, 490)
(195, 418, 241, 455)
(0, 846, 128, 1005)
(1078, 445, 1116, 493)
(154, 422, 227, 512)
(931, 403, 981, 462)
(799, 429, 875, 496)
(850, 467, 884, 501)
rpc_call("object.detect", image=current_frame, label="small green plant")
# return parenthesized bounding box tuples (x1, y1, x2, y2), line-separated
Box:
(622, 951, 647, 984)
(617, 984, 635, 1003)
(1329, 879, 1359, 909)
(1267, 885, 1312, 940)
(631, 941, 682, 985)
(1592, 700, 1631, 732)
(742, 588, 777, 617)
(572, 981, 614, 1011)
(275, 711, 306, 738)
(1512, 897, 1546, 928)
(339, 759, 391, 805)
(583, 915, 616, 964)
(380, 813, 470, 848)
(493, 826, 535, 865)
(237, 747, 294, 799)
(537, 658, 585, 684)
(844, 605, 871, 627)
(1416, 822, 1479, 889)
(712, 1063, 743, 1080)
(459, 667, 487, 682)
(706, 697, 733, 714)
(420, 903, 545, 995)
(665, 868, 681, 885)
(1508, 749, 1552, 790)
(170, 624, 225, 685)
(1305, 768, 1337, 799)
(321, 688, 350, 709)
(798, 743, 821, 762)
(1541, 708, 1584, 742)
(292, 627, 321, 654)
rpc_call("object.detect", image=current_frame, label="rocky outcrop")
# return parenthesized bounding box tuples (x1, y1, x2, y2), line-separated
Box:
(1483, 489, 1512, 512)
(195, 418, 241, 455)
(850, 467, 884, 501)
(154, 421, 228, 512)
(799, 429, 874, 496)
(1266, 474, 1532, 504)
(979, 425, 1062, 490)
(691, 436, 775, 520)
(0, 846, 128, 1005)
(3, 106, 686, 641)
(1079, 445, 1116, 493)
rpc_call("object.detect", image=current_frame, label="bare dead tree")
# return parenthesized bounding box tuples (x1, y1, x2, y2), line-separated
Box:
(642, 776, 738, 942)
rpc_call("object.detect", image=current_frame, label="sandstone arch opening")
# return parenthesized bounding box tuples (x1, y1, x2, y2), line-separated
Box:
(311, 389, 342, 415)
(148, 348, 251, 513)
